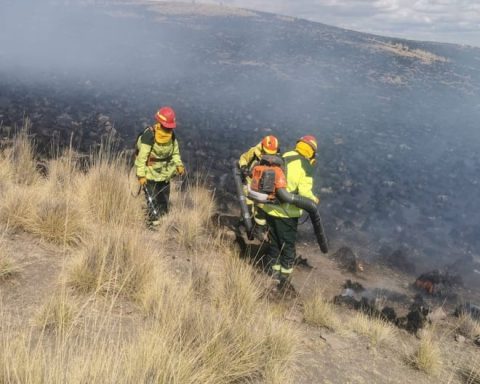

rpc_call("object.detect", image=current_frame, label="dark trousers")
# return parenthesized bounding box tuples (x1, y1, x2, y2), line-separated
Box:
(144, 179, 170, 221)
(265, 215, 298, 270)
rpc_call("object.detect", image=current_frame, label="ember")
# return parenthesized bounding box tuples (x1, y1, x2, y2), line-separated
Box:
(414, 269, 462, 296)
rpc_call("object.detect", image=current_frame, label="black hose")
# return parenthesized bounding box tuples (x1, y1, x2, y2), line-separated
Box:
(232, 161, 254, 239)
(276, 188, 328, 254)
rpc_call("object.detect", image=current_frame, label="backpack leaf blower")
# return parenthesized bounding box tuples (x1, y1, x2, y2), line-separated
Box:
(233, 157, 328, 253)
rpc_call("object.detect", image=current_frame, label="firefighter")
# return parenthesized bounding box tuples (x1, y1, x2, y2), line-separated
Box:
(238, 135, 279, 239)
(135, 106, 185, 226)
(261, 135, 319, 287)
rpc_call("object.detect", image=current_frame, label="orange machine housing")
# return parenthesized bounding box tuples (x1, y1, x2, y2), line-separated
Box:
(250, 165, 287, 201)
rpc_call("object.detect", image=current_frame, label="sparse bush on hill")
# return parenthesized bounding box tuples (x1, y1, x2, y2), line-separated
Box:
(303, 286, 339, 330)
(67, 226, 157, 300)
(27, 194, 87, 246)
(6, 120, 41, 186)
(349, 312, 396, 347)
(411, 327, 442, 375)
(0, 185, 37, 232)
(78, 159, 144, 227)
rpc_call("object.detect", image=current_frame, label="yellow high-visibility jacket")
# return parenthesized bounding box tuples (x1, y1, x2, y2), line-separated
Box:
(135, 127, 183, 182)
(262, 150, 316, 218)
(238, 142, 263, 171)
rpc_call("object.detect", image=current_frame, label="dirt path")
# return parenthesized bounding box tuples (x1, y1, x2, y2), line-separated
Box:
(0, 232, 64, 327)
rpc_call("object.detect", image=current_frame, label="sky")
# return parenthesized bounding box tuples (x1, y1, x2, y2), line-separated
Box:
(185, 0, 480, 47)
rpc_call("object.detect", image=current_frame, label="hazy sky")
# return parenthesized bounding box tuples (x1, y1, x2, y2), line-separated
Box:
(186, 0, 480, 47)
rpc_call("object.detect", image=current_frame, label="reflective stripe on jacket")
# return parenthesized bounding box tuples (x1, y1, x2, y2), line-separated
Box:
(135, 128, 183, 182)
(262, 150, 316, 218)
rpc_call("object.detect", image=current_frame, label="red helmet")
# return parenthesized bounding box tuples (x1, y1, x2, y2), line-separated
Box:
(155, 106, 176, 129)
(298, 135, 317, 151)
(261, 135, 279, 155)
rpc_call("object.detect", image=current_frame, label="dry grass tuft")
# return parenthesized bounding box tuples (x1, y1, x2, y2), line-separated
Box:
(411, 327, 442, 375)
(26, 194, 87, 246)
(0, 183, 87, 245)
(133, 285, 299, 383)
(0, 245, 20, 281)
(303, 286, 339, 330)
(36, 292, 79, 334)
(162, 182, 216, 248)
(349, 312, 396, 347)
(216, 252, 262, 318)
(0, 335, 45, 383)
(78, 158, 144, 227)
(0, 152, 14, 195)
(44, 149, 80, 191)
(456, 313, 480, 339)
(67, 226, 157, 300)
(263, 316, 301, 384)
(8, 122, 41, 186)
(0, 185, 37, 232)
(459, 361, 480, 384)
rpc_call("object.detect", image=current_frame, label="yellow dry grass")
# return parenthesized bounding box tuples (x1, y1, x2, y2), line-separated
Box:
(371, 41, 448, 64)
(26, 193, 87, 246)
(303, 286, 339, 330)
(0, 244, 20, 281)
(161, 180, 216, 249)
(67, 226, 157, 300)
(215, 251, 262, 318)
(411, 327, 442, 375)
(0, 125, 301, 384)
(36, 292, 79, 334)
(78, 159, 144, 227)
(0, 185, 36, 232)
(349, 312, 396, 347)
(456, 313, 480, 339)
(460, 360, 480, 384)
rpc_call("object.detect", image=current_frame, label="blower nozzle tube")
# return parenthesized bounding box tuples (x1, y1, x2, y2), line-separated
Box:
(232, 161, 254, 239)
(276, 188, 329, 253)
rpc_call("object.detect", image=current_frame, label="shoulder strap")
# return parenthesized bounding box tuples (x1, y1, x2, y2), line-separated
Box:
(283, 154, 302, 164)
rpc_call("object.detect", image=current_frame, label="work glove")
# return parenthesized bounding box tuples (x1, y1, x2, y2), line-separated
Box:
(176, 165, 185, 175)
(313, 196, 320, 204)
(138, 176, 147, 186)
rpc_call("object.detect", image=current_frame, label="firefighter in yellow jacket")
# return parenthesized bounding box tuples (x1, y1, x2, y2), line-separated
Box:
(261, 135, 319, 285)
(238, 135, 279, 238)
(135, 107, 185, 226)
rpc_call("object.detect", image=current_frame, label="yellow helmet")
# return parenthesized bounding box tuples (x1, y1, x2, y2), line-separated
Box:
(296, 135, 317, 160)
